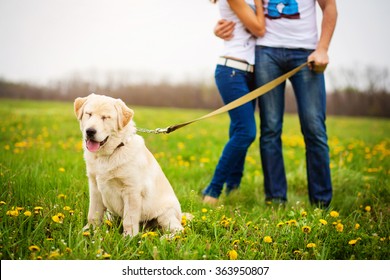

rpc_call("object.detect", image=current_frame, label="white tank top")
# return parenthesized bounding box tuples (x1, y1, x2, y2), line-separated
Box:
(256, 0, 318, 49)
(218, 0, 256, 65)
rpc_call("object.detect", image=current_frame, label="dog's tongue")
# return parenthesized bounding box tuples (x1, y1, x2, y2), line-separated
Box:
(86, 140, 100, 152)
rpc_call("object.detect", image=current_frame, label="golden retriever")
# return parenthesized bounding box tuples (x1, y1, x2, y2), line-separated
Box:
(74, 93, 183, 237)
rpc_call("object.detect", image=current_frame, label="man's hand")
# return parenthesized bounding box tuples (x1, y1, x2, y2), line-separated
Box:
(214, 19, 235, 40)
(308, 48, 329, 73)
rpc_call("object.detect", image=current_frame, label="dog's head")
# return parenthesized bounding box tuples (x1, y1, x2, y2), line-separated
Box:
(74, 93, 134, 153)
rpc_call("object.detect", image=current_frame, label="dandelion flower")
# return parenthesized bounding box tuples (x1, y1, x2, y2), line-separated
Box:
(277, 222, 284, 228)
(227, 249, 238, 260)
(330, 211, 339, 218)
(263, 236, 273, 243)
(319, 219, 328, 225)
(28, 245, 40, 252)
(104, 220, 113, 227)
(355, 223, 360, 230)
(335, 223, 344, 232)
(181, 215, 187, 226)
(201, 208, 208, 213)
(201, 216, 207, 221)
(48, 250, 61, 259)
(6, 210, 19, 217)
(58, 168, 65, 173)
(348, 239, 358, 246)
(301, 211, 307, 217)
(82, 231, 90, 237)
(287, 220, 298, 226)
(364, 206, 371, 212)
(232, 240, 240, 246)
(102, 253, 111, 259)
(302, 226, 311, 233)
(24, 211, 32, 217)
(63, 206, 71, 211)
(52, 213, 65, 223)
(0, 201, 6, 205)
(307, 243, 316, 248)
(57, 193, 66, 199)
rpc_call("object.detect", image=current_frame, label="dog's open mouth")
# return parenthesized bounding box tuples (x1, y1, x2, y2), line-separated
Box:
(86, 136, 109, 152)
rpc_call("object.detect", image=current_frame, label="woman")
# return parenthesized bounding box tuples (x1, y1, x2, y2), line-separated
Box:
(203, 0, 265, 205)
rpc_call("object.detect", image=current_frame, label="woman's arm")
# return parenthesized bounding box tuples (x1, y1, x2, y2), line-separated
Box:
(227, 0, 265, 37)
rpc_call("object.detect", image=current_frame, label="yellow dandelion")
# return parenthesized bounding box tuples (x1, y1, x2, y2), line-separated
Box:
(319, 219, 328, 225)
(263, 236, 273, 243)
(28, 245, 40, 252)
(302, 226, 311, 233)
(65, 247, 72, 253)
(69, 210, 75, 215)
(364, 205, 371, 212)
(181, 215, 187, 226)
(336, 223, 344, 232)
(201, 208, 208, 213)
(287, 219, 298, 226)
(202, 216, 207, 221)
(104, 220, 113, 227)
(34, 206, 43, 214)
(82, 231, 90, 237)
(102, 253, 111, 259)
(24, 211, 32, 217)
(348, 239, 358, 246)
(355, 223, 360, 230)
(63, 206, 71, 211)
(57, 193, 66, 199)
(52, 215, 61, 223)
(6, 209, 19, 217)
(232, 240, 240, 246)
(330, 211, 339, 218)
(277, 222, 284, 228)
(48, 250, 61, 259)
(307, 243, 316, 248)
(301, 211, 307, 217)
(58, 168, 65, 173)
(227, 249, 238, 260)
(0, 201, 6, 205)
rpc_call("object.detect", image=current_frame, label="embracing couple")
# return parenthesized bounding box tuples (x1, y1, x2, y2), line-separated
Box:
(203, 0, 338, 208)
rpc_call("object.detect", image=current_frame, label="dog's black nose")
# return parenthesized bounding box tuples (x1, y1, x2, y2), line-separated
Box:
(86, 128, 97, 138)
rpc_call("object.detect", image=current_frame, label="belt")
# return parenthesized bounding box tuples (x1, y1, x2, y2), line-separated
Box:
(217, 57, 254, 73)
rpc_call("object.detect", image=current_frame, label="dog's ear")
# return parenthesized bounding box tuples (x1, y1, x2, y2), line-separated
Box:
(115, 99, 134, 129)
(74, 96, 88, 120)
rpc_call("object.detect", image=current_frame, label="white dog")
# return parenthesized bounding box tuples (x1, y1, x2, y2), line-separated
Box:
(74, 93, 183, 237)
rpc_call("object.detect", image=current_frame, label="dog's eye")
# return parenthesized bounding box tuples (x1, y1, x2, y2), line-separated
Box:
(85, 112, 92, 118)
(102, 116, 110, 121)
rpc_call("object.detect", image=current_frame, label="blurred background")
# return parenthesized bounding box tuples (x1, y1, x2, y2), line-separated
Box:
(0, 0, 389, 117)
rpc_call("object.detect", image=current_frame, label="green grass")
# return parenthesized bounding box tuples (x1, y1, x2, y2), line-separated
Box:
(0, 99, 389, 260)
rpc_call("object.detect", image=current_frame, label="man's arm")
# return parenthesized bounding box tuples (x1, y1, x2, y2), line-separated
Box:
(214, 19, 236, 40)
(308, 0, 338, 71)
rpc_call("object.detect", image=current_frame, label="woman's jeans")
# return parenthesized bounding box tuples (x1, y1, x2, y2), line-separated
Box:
(202, 65, 256, 198)
(255, 46, 332, 206)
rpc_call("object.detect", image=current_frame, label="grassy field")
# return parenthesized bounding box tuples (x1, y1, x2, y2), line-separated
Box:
(0, 99, 389, 260)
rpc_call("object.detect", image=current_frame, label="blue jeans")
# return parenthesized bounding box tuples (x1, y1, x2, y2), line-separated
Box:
(202, 65, 257, 198)
(255, 46, 332, 206)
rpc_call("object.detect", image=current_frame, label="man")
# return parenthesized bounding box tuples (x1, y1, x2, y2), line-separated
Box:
(215, 0, 337, 207)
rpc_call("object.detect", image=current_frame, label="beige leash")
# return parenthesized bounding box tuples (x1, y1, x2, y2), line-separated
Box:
(137, 61, 312, 135)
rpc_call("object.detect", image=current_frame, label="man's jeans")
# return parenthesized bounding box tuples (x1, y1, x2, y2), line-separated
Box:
(255, 46, 332, 206)
(202, 65, 256, 198)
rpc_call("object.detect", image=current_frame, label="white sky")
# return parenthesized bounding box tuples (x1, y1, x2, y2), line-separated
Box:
(0, 0, 389, 90)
